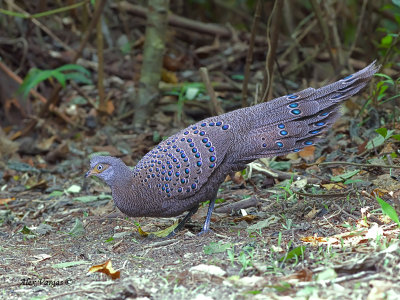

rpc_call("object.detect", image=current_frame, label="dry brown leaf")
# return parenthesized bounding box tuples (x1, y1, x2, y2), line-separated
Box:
(299, 145, 315, 160)
(285, 268, 313, 282)
(88, 260, 120, 280)
(233, 215, 257, 223)
(322, 183, 345, 190)
(305, 206, 319, 219)
(0, 197, 16, 205)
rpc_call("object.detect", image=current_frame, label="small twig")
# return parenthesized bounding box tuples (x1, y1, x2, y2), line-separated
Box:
(310, 0, 338, 70)
(241, 0, 261, 108)
(261, 0, 283, 102)
(348, 0, 368, 66)
(199, 67, 223, 115)
(318, 161, 400, 169)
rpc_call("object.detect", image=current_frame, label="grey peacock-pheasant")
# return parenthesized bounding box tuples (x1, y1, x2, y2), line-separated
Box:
(86, 61, 379, 236)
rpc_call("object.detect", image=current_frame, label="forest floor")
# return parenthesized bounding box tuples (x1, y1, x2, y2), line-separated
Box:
(1, 137, 400, 299)
(1, 2, 400, 299)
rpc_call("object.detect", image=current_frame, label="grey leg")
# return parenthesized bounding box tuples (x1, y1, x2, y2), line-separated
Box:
(167, 205, 199, 238)
(198, 197, 216, 235)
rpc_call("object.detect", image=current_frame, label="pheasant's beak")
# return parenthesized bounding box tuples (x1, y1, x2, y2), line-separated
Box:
(85, 169, 94, 177)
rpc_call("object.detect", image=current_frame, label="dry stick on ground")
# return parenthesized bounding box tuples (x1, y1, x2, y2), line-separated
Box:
(310, 0, 338, 71)
(347, 0, 368, 69)
(133, 0, 169, 129)
(112, 1, 268, 44)
(241, 0, 261, 108)
(199, 67, 224, 116)
(318, 161, 400, 169)
(261, 0, 283, 103)
(323, 1, 344, 67)
(96, 1, 106, 115)
(20, 0, 107, 137)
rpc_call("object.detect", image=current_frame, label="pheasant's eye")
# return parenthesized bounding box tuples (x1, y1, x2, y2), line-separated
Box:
(97, 164, 103, 171)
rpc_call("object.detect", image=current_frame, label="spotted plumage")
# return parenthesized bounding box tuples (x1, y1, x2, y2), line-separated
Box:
(86, 61, 379, 236)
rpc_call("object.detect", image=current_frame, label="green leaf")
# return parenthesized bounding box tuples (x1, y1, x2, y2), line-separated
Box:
(203, 242, 232, 255)
(63, 72, 92, 85)
(68, 218, 85, 236)
(392, 134, 400, 141)
(51, 70, 67, 88)
(331, 169, 360, 182)
(381, 35, 393, 47)
(366, 129, 394, 150)
(376, 197, 400, 226)
(393, 0, 400, 8)
(56, 64, 91, 76)
(185, 86, 200, 100)
(21, 226, 34, 235)
(376, 127, 388, 138)
(279, 246, 306, 262)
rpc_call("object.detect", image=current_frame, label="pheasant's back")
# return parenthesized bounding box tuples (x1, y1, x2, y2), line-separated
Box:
(130, 61, 378, 217)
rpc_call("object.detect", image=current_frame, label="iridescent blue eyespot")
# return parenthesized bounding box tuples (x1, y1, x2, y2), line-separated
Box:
(173, 145, 177, 148)
(192, 148, 197, 153)
(287, 94, 298, 99)
(343, 74, 353, 80)
(304, 141, 313, 145)
(176, 164, 180, 168)
(293, 149, 300, 152)
(194, 130, 199, 134)
(168, 165, 173, 169)
(197, 161, 202, 167)
(216, 121, 222, 126)
(201, 123, 206, 127)
(210, 156, 216, 162)
(280, 130, 288, 136)
(189, 143, 194, 147)
(178, 187, 182, 192)
(291, 109, 301, 115)
(175, 172, 180, 176)
(202, 138, 208, 143)
(278, 124, 285, 129)
(187, 138, 192, 142)
(181, 178, 185, 184)
(209, 122, 215, 126)
(173, 158, 177, 162)
(162, 186, 165, 191)
(209, 163, 215, 168)
(262, 143, 267, 147)
(192, 126, 197, 130)
(200, 131, 205, 136)
(176, 149, 180, 152)
(185, 168, 190, 174)
(184, 131, 189, 135)
(222, 125, 229, 130)
(209, 147, 214, 152)
(276, 142, 283, 147)
(205, 142, 211, 147)
(183, 158, 188, 162)
(316, 121, 325, 126)
(309, 129, 320, 134)
(191, 183, 197, 189)
(195, 153, 200, 158)
(168, 171, 172, 176)
(167, 142, 171, 145)
(289, 103, 299, 108)
(320, 112, 328, 116)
